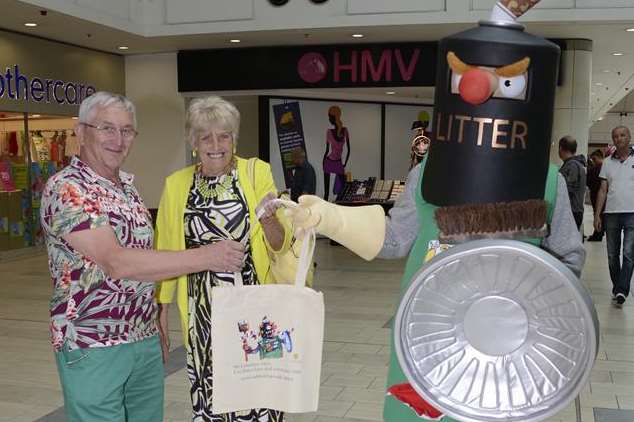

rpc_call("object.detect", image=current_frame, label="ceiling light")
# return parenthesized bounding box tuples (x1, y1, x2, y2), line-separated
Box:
(31, 114, 41, 118)
(385, 91, 396, 95)
(595, 83, 603, 86)
(598, 117, 604, 120)
(352, 34, 364, 38)
(626, 28, 634, 32)
(24, 22, 37, 27)
(72, 117, 79, 120)
(612, 52, 624, 56)
(118, 46, 129, 50)
(230, 39, 241, 43)
(602, 70, 611, 73)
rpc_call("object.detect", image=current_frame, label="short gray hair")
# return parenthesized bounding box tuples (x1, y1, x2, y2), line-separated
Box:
(78, 91, 137, 129)
(611, 125, 631, 138)
(186, 96, 240, 144)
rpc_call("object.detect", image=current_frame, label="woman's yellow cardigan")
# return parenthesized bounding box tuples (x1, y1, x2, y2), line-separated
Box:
(154, 156, 291, 345)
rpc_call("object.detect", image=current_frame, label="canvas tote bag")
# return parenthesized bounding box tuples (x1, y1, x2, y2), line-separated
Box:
(211, 227, 324, 414)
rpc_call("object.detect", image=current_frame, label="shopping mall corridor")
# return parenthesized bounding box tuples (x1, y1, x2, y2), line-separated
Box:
(1, 223, 634, 422)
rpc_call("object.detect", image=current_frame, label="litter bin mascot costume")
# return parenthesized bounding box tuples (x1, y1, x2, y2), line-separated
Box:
(288, 1, 598, 421)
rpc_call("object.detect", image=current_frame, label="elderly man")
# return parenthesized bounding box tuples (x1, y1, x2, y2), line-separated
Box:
(40, 92, 244, 421)
(594, 125, 634, 307)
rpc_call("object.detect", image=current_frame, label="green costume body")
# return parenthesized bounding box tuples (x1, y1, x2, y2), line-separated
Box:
(383, 163, 559, 422)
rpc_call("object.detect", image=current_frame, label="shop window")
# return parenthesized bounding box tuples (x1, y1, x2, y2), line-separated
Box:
(0, 112, 78, 251)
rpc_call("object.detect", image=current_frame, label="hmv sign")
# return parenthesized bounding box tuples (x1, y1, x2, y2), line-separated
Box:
(178, 42, 438, 92)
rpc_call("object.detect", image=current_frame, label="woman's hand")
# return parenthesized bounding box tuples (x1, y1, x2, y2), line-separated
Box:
(157, 304, 170, 364)
(256, 192, 282, 221)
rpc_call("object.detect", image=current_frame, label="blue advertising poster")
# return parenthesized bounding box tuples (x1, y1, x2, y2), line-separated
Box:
(272, 101, 307, 188)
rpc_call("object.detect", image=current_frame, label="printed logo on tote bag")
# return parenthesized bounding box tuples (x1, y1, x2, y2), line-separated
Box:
(238, 316, 294, 362)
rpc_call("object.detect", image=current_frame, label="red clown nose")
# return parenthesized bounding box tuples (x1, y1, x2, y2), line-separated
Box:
(458, 68, 497, 105)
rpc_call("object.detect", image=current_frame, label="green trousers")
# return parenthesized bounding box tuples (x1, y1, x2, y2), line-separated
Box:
(55, 335, 164, 422)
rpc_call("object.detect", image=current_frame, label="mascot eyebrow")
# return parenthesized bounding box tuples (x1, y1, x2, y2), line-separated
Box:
(447, 51, 531, 76)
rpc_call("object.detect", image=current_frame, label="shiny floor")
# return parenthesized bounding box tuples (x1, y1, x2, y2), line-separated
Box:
(1, 220, 633, 422)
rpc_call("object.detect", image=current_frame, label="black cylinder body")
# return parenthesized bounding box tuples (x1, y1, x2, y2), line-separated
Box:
(422, 21, 560, 206)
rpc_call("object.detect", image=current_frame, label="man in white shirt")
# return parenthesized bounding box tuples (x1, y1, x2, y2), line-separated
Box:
(594, 125, 634, 307)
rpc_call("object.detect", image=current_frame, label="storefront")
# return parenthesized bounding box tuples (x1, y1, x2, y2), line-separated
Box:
(0, 29, 124, 251)
(177, 42, 438, 204)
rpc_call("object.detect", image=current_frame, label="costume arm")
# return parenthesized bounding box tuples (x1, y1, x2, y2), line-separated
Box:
(378, 164, 421, 259)
(541, 174, 586, 277)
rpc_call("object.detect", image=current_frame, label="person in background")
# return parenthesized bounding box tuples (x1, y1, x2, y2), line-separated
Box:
(40, 92, 226, 422)
(558, 135, 587, 231)
(154, 95, 291, 421)
(594, 125, 634, 307)
(587, 149, 605, 241)
(290, 147, 316, 202)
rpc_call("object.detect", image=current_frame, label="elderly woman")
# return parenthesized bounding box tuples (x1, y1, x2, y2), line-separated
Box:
(155, 96, 290, 421)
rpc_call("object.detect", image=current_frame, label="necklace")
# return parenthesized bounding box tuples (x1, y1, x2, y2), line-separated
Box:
(195, 171, 234, 199)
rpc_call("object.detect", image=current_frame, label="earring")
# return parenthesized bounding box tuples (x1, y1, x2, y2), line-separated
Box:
(192, 148, 197, 158)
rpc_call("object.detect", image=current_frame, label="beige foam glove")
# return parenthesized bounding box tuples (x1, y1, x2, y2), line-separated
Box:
(286, 195, 386, 261)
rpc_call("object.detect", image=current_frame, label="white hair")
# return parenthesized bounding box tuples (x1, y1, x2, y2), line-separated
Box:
(78, 91, 137, 129)
(185, 96, 240, 144)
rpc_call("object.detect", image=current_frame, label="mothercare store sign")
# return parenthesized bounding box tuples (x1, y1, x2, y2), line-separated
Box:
(0, 30, 125, 115)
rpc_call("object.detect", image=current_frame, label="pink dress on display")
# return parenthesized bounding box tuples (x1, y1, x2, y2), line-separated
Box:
(323, 127, 348, 195)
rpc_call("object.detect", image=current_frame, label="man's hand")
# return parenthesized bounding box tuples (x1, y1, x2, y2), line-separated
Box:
(200, 240, 245, 273)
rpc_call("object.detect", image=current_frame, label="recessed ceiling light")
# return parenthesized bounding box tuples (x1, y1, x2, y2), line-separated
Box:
(230, 39, 241, 43)
(595, 83, 603, 86)
(24, 22, 37, 27)
(118, 46, 129, 50)
(612, 52, 624, 56)
(352, 34, 364, 38)
(626, 28, 634, 32)
(385, 91, 396, 95)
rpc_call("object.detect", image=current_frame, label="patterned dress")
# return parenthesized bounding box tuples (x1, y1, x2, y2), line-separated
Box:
(184, 168, 284, 422)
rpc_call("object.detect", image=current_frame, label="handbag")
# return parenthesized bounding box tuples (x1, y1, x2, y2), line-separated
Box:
(211, 229, 323, 413)
(246, 157, 314, 286)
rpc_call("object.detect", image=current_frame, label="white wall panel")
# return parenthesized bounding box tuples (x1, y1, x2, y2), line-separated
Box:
(577, 0, 634, 8)
(471, 0, 574, 10)
(125, 53, 187, 208)
(75, 0, 131, 20)
(347, 0, 445, 14)
(165, 0, 253, 24)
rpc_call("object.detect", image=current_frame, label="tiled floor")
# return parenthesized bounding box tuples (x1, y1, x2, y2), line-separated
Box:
(1, 217, 633, 422)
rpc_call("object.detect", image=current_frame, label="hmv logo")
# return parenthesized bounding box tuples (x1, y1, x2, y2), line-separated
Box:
(297, 48, 423, 85)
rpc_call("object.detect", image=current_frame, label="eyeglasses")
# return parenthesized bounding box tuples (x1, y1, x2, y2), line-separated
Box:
(81, 122, 138, 140)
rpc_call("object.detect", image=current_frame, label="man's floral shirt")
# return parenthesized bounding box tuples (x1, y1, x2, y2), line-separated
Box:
(41, 157, 157, 351)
